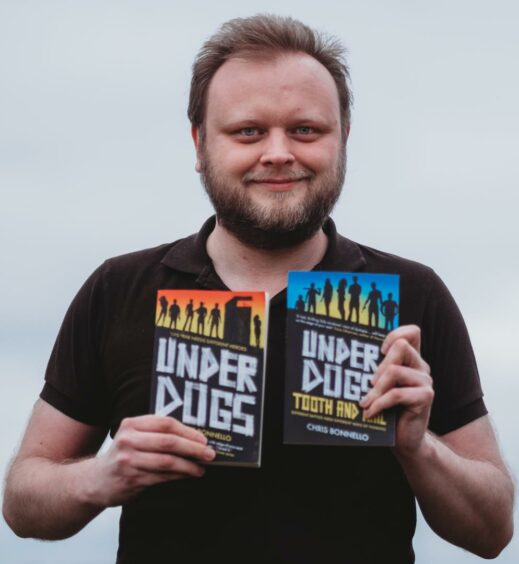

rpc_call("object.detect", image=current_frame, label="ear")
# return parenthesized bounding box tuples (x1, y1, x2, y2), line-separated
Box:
(191, 125, 202, 173)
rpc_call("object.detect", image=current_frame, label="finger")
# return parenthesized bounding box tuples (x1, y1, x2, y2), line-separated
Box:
(131, 451, 207, 477)
(376, 338, 430, 375)
(123, 431, 216, 462)
(361, 366, 432, 409)
(363, 386, 434, 419)
(381, 325, 421, 355)
(119, 415, 208, 444)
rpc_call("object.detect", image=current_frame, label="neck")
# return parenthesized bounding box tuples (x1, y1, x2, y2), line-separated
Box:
(206, 219, 328, 297)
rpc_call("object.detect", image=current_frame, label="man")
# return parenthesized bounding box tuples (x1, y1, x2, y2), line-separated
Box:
(3, 14, 514, 564)
(348, 274, 362, 322)
(363, 281, 383, 328)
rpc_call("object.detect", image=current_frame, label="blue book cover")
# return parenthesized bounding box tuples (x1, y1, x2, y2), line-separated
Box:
(284, 271, 399, 446)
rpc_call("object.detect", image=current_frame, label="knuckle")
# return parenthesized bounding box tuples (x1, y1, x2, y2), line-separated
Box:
(116, 431, 133, 449)
(162, 435, 178, 451)
(157, 455, 174, 471)
(115, 451, 131, 468)
(390, 388, 404, 403)
(120, 417, 132, 430)
(156, 418, 171, 433)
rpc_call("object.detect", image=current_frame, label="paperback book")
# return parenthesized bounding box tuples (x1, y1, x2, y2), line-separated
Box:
(150, 289, 268, 466)
(283, 271, 399, 446)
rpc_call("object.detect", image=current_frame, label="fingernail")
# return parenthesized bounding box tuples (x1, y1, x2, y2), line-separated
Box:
(360, 394, 371, 406)
(204, 448, 216, 460)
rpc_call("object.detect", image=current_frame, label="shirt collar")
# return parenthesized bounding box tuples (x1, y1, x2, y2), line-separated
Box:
(160, 215, 367, 274)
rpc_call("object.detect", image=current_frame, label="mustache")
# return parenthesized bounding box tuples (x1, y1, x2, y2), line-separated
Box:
(242, 170, 314, 183)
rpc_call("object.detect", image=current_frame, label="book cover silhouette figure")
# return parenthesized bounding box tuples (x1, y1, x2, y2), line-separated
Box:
(253, 314, 262, 348)
(381, 293, 399, 331)
(183, 299, 194, 331)
(209, 303, 221, 338)
(348, 276, 362, 323)
(168, 299, 181, 329)
(195, 301, 208, 334)
(337, 278, 347, 320)
(363, 282, 383, 328)
(304, 283, 321, 314)
(157, 295, 168, 326)
(295, 294, 305, 313)
(322, 278, 333, 317)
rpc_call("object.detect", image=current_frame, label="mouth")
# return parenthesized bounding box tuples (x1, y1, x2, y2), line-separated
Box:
(250, 177, 309, 192)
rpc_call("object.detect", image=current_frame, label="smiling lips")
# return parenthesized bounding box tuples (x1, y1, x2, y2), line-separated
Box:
(249, 176, 310, 191)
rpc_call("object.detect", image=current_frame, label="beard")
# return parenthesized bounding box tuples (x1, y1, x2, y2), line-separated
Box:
(198, 145, 346, 250)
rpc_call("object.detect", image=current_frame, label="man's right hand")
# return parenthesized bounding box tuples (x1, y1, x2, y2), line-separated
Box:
(86, 415, 216, 507)
(3, 402, 218, 540)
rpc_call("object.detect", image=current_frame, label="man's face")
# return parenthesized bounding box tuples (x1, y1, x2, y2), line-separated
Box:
(193, 51, 347, 249)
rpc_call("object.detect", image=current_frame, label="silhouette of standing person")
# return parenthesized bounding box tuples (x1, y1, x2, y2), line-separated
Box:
(348, 276, 362, 323)
(157, 295, 168, 326)
(168, 299, 181, 329)
(363, 282, 383, 328)
(305, 283, 321, 314)
(337, 278, 347, 320)
(183, 299, 194, 331)
(209, 303, 221, 338)
(253, 314, 261, 347)
(195, 301, 208, 334)
(295, 294, 305, 313)
(381, 293, 399, 331)
(322, 278, 333, 317)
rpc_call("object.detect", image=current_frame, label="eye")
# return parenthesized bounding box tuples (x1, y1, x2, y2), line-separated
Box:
(239, 127, 260, 137)
(294, 126, 315, 135)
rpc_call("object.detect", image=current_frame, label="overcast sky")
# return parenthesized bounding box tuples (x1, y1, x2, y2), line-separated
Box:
(1, 1, 518, 562)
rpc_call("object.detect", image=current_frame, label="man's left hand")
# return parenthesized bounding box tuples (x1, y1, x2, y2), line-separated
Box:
(359, 325, 434, 457)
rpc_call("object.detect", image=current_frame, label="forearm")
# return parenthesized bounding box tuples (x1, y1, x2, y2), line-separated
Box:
(3, 455, 104, 540)
(395, 432, 515, 558)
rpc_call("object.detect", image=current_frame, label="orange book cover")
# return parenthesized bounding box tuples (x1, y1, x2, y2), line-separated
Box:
(150, 289, 268, 467)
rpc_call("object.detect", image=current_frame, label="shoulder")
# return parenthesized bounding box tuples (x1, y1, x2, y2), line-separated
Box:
(336, 233, 454, 324)
(94, 231, 198, 283)
(101, 242, 175, 275)
(340, 234, 437, 289)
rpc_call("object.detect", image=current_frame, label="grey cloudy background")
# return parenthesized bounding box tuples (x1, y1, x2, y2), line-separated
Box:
(1, 0, 518, 562)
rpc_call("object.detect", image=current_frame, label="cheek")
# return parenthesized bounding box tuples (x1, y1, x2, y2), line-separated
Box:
(297, 144, 339, 172)
(213, 143, 261, 175)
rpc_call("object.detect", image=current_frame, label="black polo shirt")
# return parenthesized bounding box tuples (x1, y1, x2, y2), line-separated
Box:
(41, 216, 486, 564)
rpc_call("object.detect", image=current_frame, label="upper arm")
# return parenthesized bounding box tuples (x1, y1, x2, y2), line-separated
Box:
(440, 414, 511, 476)
(14, 398, 108, 463)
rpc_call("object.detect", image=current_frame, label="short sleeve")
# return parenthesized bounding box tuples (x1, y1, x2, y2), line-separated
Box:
(40, 263, 110, 427)
(421, 271, 487, 435)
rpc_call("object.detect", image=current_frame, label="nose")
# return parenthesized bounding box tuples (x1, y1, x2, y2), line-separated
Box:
(259, 130, 295, 167)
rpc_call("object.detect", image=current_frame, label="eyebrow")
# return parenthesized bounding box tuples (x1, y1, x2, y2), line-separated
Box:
(220, 115, 336, 128)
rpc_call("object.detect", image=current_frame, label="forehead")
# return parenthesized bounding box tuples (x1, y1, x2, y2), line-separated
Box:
(205, 52, 341, 126)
